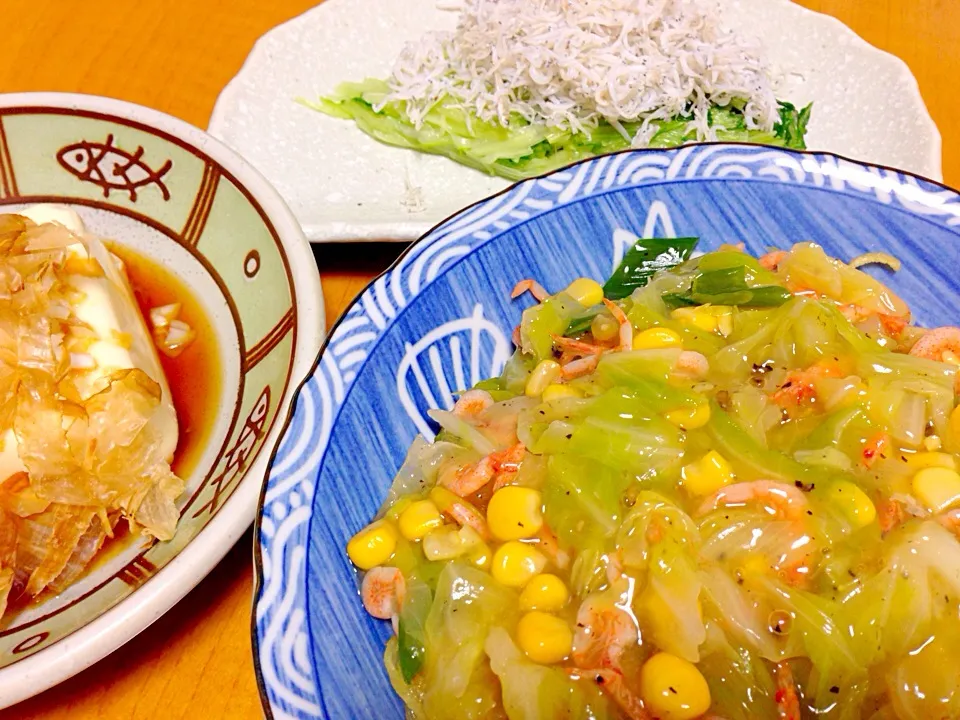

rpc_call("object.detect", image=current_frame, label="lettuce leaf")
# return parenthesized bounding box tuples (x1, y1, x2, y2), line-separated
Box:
(309, 80, 812, 180)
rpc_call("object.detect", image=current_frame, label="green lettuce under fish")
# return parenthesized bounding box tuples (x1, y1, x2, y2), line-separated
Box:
(307, 79, 812, 180)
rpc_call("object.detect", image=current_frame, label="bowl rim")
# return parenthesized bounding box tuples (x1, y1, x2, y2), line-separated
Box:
(0, 91, 325, 708)
(251, 140, 957, 718)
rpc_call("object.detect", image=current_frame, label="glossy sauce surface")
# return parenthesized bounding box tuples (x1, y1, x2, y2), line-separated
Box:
(110, 244, 222, 479)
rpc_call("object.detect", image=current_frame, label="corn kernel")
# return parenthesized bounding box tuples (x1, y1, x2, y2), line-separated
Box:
(346, 521, 398, 570)
(904, 451, 957, 471)
(591, 314, 620, 342)
(671, 307, 719, 333)
(525, 360, 562, 398)
(665, 402, 711, 430)
(639, 652, 711, 720)
(487, 486, 544, 541)
(681, 450, 735, 496)
(398, 500, 443, 541)
(542, 383, 582, 402)
(384, 496, 414, 522)
(422, 524, 484, 562)
(422, 525, 463, 561)
(468, 542, 492, 570)
(671, 306, 735, 337)
(564, 277, 604, 307)
(913, 466, 960, 512)
(825, 480, 876, 528)
(633, 327, 682, 350)
(428, 485, 459, 514)
(516, 611, 573, 664)
(924, 435, 943, 452)
(491, 541, 547, 587)
(519, 574, 569, 612)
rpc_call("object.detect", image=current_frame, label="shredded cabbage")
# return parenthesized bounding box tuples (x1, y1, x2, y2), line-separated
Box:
(350, 240, 960, 718)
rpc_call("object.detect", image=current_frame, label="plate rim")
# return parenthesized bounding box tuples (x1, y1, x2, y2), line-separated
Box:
(0, 90, 325, 709)
(253, 140, 960, 719)
(209, 0, 944, 243)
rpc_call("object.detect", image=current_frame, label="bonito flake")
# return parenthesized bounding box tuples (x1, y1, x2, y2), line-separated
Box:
(0, 208, 183, 616)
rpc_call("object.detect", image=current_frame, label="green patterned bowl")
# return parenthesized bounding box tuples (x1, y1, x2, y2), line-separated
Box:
(0, 93, 324, 707)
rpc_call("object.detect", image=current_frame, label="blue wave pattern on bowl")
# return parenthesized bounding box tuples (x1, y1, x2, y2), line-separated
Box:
(255, 144, 960, 719)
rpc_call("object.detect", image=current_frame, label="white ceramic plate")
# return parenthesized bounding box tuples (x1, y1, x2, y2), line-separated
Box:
(209, 0, 942, 243)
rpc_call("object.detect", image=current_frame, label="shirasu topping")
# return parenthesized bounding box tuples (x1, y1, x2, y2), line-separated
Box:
(382, 0, 780, 146)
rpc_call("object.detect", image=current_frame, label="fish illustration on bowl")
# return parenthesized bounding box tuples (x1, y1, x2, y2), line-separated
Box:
(57, 134, 172, 202)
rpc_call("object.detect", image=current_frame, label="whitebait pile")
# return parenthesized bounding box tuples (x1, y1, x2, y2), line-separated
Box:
(313, 0, 809, 179)
(383, 0, 780, 145)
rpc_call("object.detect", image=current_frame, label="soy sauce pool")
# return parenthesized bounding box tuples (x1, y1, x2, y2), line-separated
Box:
(110, 244, 222, 479)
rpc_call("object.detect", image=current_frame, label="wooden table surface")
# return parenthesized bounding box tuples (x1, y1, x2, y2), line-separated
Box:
(0, 0, 956, 717)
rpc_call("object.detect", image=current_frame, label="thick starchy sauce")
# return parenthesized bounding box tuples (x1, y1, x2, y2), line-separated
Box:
(353, 242, 960, 717)
(109, 243, 221, 478)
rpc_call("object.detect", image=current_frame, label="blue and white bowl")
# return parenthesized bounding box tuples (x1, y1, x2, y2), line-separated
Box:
(254, 144, 960, 718)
